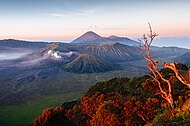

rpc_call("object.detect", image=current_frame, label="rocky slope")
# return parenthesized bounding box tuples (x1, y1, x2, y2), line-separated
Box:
(83, 42, 142, 62)
(64, 54, 117, 73)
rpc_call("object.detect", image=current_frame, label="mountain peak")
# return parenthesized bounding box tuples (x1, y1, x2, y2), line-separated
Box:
(71, 31, 108, 44)
(82, 31, 102, 38)
(71, 31, 138, 45)
(85, 31, 97, 34)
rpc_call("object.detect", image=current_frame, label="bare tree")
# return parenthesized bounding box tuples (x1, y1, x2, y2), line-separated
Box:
(140, 23, 190, 108)
(139, 23, 174, 108)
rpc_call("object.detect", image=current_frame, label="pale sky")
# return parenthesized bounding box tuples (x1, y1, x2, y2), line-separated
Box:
(0, 0, 190, 42)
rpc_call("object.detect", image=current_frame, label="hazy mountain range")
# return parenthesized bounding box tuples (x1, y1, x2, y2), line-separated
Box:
(1, 31, 190, 126)
(174, 51, 190, 66)
(0, 31, 190, 104)
(71, 31, 139, 45)
(153, 37, 190, 49)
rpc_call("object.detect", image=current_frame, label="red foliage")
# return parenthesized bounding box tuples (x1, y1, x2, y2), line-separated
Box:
(65, 92, 126, 126)
(124, 97, 160, 125)
(90, 101, 122, 126)
(80, 93, 105, 117)
(32, 107, 74, 126)
(33, 108, 56, 126)
(135, 98, 160, 123)
(124, 97, 141, 125)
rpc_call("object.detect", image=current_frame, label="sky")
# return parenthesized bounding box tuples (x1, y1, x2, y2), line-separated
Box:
(0, 0, 190, 46)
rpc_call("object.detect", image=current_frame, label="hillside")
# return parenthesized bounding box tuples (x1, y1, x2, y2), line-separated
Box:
(151, 46, 189, 58)
(64, 54, 117, 73)
(173, 51, 190, 66)
(83, 42, 142, 62)
(33, 64, 190, 126)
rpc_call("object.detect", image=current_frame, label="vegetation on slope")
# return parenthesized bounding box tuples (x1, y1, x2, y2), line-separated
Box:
(32, 64, 190, 126)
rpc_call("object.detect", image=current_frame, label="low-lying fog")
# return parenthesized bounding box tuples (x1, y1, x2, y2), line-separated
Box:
(0, 48, 33, 60)
(0, 52, 30, 60)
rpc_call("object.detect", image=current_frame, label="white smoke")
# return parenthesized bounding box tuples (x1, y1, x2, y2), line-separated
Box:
(47, 50, 62, 59)
(52, 52, 62, 59)
(60, 51, 79, 57)
(47, 50, 52, 54)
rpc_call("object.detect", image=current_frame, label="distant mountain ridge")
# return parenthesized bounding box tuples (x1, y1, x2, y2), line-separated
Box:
(0, 39, 46, 49)
(107, 35, 139, 45)
(71, 31, 139, 45)
(154, 37, 190, 49)
(151, 46, 190, 58)
(83, 42, 142, 62)
(174, 51, 190, 66)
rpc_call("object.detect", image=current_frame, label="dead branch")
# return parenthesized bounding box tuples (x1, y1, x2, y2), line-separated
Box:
(140, 23, 174, 108)
(163, 62, 190, 88)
